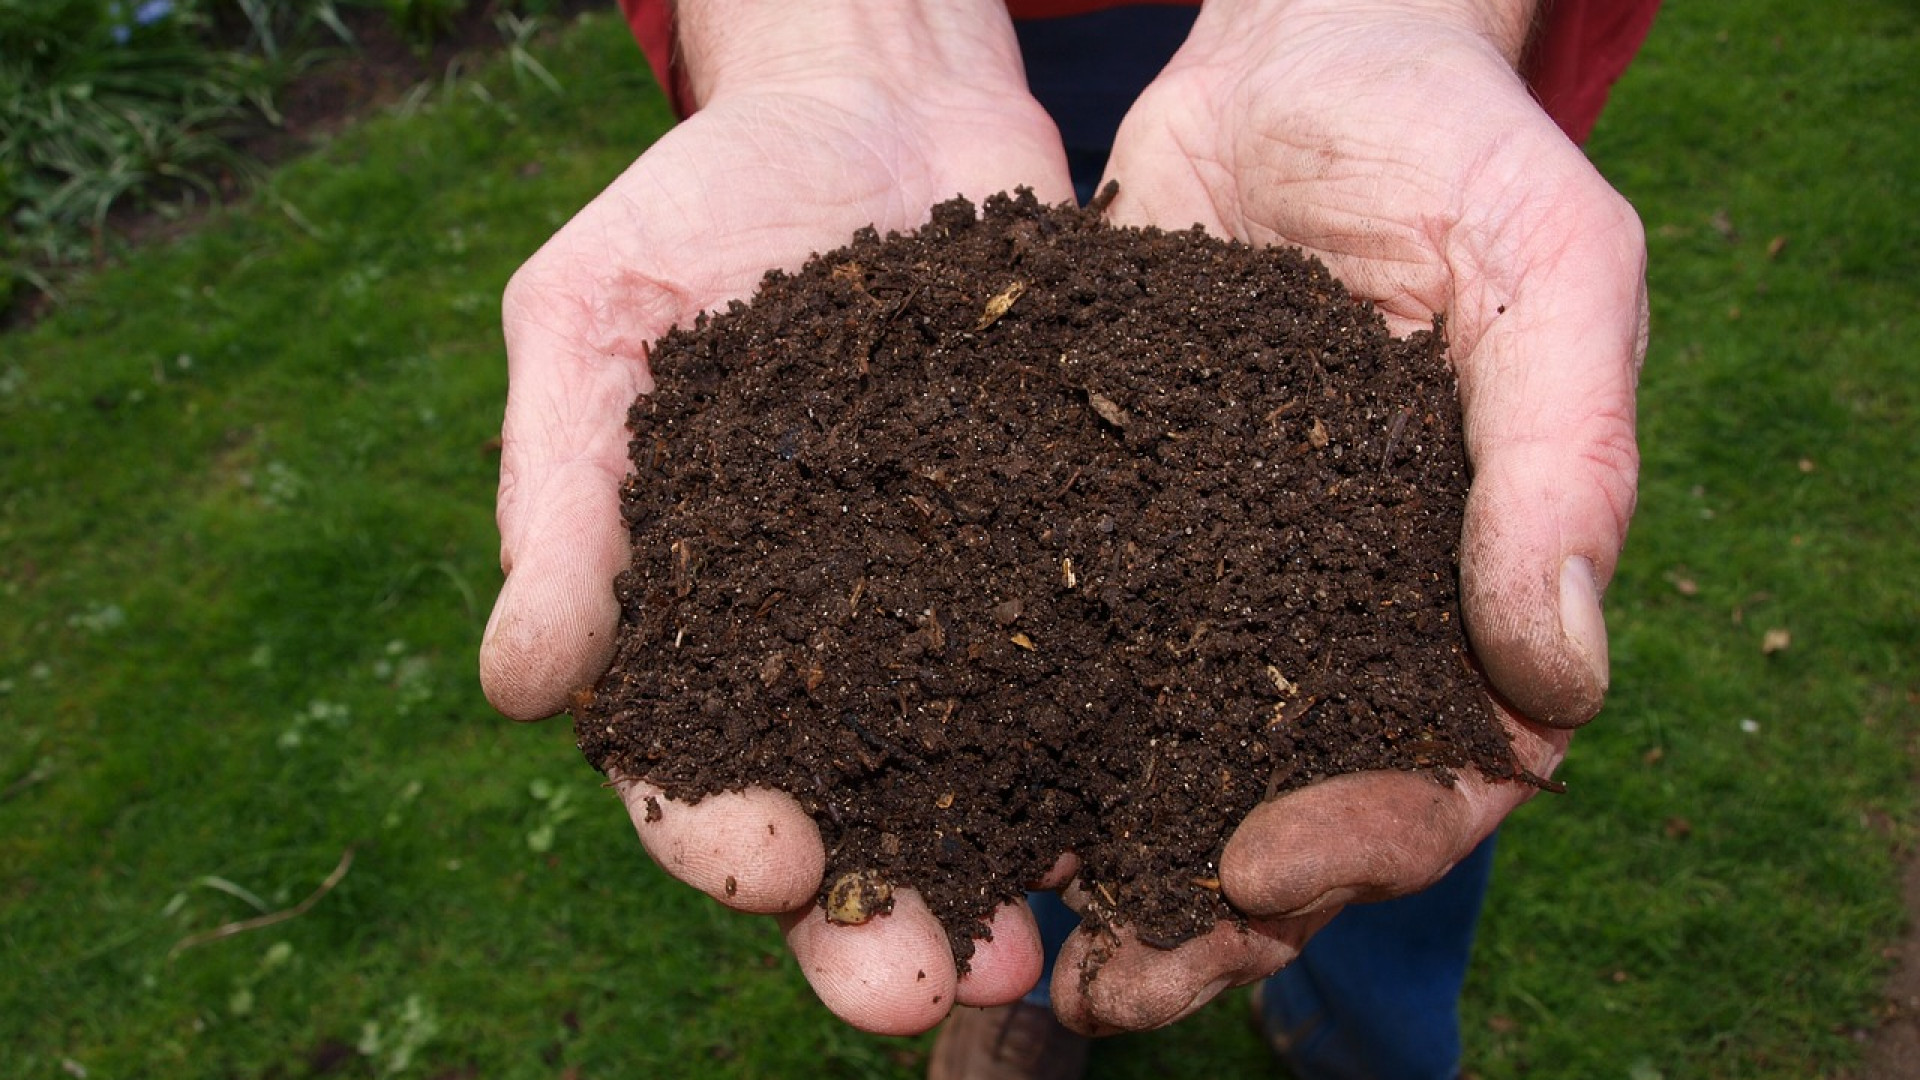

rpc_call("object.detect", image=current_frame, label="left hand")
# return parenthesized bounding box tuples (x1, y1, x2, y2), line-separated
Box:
(1046, 0, 1646, 1033)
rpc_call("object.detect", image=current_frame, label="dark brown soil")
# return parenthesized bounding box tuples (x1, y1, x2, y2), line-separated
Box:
(572, 187, 1522, 964)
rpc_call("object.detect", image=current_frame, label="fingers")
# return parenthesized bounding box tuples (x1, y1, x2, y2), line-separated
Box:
(1033, 852, 1080, 890)
(781, 889, 957, 1035)
(1452, 156, 1647, 728)
(478, 461, 628, 721)
(1045, 738, 1567, 1034)
(623, 778, 1044, 1030)
(478, 249, 657, 721)
(782, 889, 1043, 1035)
(1221, 773, 1476, 917)
(1048, 915, 1327, 1035)
(1219, 716, 1567, 919)
(954, 900, 1044, 1008)
(619, 779, 824, 913)
(1045, 721, 1566, 1035)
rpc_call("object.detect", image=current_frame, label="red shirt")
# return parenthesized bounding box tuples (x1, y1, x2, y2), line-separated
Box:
(618, 0, 1660, 144)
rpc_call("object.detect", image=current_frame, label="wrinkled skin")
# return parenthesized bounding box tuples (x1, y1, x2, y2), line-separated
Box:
(479, 1, 1643, 1039)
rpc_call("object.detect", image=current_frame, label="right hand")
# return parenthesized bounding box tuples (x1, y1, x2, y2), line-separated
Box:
(477, 1, 1076, 1036)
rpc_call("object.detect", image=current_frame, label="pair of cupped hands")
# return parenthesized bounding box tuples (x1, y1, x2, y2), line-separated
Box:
(478, 0, 1644, 1039)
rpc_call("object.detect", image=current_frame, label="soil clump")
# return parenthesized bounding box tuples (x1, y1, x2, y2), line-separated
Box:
(573, 187, 1521, 963)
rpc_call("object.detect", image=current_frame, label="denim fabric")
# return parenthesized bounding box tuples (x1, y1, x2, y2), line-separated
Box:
(1023, 889, 1083, 1008)
(1023, 836, 1496, 1080)
(1255, 836, 1497, 1080)
(1013, 5, 1200, 206)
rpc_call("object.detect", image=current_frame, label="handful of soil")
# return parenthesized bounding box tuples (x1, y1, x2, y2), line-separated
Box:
(572, 187, 1520, 962)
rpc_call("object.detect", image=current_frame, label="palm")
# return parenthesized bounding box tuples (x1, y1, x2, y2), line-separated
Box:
(486, 78, 1070, 717)
(1119, 15, 1645, 703)
(1042, 20, 1646, 1034)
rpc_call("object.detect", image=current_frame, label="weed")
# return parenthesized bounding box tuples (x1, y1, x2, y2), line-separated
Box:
(1, 0, 549, 312)
(357, 992, 441, 1075)
(1, 0, 274, 301)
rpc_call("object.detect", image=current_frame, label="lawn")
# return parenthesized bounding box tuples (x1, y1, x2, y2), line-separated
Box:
(1, 2, 1915, 1077)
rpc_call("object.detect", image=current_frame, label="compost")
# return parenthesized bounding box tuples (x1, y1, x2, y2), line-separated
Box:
(573, 187, 1519, 962)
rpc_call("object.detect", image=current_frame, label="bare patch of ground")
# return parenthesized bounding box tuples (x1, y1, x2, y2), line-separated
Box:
(1849, 846, 1920, 1079)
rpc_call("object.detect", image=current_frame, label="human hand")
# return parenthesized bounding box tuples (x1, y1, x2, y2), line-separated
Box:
(477, 0, 1074, 1035)
(1046, 0, 1646, 1033)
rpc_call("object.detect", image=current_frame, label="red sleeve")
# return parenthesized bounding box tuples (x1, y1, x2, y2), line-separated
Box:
(619, 0, 695, 119)
(1521, 0, 1663, 143)
(618, 0, 1660, 143)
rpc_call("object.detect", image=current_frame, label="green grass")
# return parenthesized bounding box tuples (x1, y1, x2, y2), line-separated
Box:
(1464, 0, 1920, 1076)
(0, 0, 559, 308)
(2, 0, 287, 303)
(1, 1, 1915, 1077)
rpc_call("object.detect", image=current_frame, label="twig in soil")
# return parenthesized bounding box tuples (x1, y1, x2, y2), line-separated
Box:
(1380, 407, 1413, 467)
(169, 848, 354, 958)
(808, 771, 845, 828)
(920, 605, 947, 653)
(670, 538, 697, 597)
(1516, 767, 1569, 794)
(1086, 389, 1129, 430)
(838, 713, 927, 768)
(1401, 738, 1451, 767)
(1087, 180, 1120, 217)
(1263, 762, 1301, 801)
(862, 284, 922, 373)
(1268, 694, 1321, 728)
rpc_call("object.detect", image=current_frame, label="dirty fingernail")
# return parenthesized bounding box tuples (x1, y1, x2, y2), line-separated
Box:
(1276, 886, 1355, 920)
(1559, 557, 1609, 694)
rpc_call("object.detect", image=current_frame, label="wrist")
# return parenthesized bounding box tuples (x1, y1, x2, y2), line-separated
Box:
(674, 0, 1031, 110)
(1187, 0, 1541, 70)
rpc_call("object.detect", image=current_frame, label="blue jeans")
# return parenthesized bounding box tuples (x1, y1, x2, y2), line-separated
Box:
(1014, 4, 1198, 207)
(1024, 836, 1497, 1080)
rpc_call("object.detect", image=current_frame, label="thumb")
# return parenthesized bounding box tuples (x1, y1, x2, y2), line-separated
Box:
(1453, 163, 1646, 728)
(480, 458, 628, 720)
(478, 266, 652, 721)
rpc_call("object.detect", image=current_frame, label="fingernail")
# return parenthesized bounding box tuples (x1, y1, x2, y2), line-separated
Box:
(1277, 886, 1355, 920)
(1183, 976, 1233, 1018)
(1559, 557, 1610, 694)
